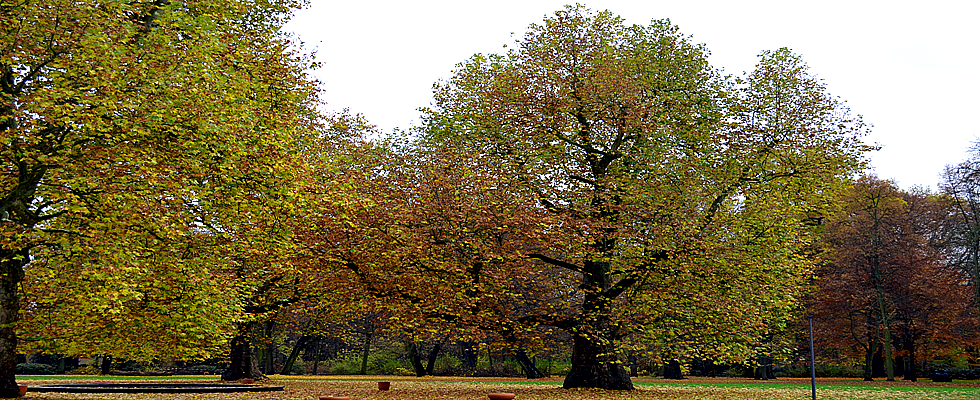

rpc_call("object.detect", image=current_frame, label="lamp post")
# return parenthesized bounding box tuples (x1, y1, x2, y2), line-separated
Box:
(809, 316, 816, 400)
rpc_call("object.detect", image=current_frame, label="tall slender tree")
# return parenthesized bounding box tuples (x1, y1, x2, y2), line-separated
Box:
(942, 145, 980, 322)
(814, 177, 974, 380)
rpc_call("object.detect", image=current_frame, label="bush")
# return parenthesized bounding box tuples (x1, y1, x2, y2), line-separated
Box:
(17, 363, 57, 375)
(323, 357, 364, 375)
(369, 357, 405, 376)
(538, 359, 571, 377)
(433, 355, 464, 375)
(67, 365, 100, 375)
(324, 352, 411, 375)
(472, 358, 522, 377)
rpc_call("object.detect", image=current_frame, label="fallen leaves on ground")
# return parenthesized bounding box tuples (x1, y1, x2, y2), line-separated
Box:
(17, 376, 980, 400)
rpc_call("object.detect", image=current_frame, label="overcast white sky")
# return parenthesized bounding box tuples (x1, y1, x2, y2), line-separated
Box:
(285, 0, 980, 190)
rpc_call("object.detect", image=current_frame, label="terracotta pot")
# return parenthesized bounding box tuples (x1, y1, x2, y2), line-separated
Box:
(241, 378, 254, 384)
(319, 396, 350, 400)
(488, 393, 516, 400)
(378, 381, 391, 391)
(17, 384, 27, 396)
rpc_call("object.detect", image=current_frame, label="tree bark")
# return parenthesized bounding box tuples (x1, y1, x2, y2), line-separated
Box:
(264, 320, 276, 374)
(406, 341, 425, 377)
(424, 342, 442, 376)
(280, 335, 311, 374)
(754, 354, 775, 380)
(311, 339, 321, 375)
(905, 335, 917, 382)
(0, 249, 26, 398)
(863, 315, 877, 381)
(221, 322, 266, 381)
(563, 327, 634, 389)
(359, 329, 372, 375)
(461, 342, 478, 373)
(663, 359, 684, 380)
(100, 356, 112, 375)
(561, 256, 634, 390)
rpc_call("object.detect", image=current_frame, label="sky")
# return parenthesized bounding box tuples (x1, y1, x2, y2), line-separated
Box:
(284, 0, 980, 190)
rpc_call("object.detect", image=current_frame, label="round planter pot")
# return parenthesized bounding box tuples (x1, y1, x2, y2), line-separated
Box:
(17, 384, 27, 396)
(488, 393, 516, 400)
(241, 379, 254, 384)
(378, 381, 391, 391)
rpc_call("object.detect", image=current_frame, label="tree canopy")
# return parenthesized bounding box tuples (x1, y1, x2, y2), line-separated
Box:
(411, 4, 872, 390)
(3, 0, 322, 394)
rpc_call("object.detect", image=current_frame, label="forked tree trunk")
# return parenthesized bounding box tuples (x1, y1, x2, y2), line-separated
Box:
(0, 249, 26, 398)
(424, 342, 442, 376)
(264, 320, 276, 374)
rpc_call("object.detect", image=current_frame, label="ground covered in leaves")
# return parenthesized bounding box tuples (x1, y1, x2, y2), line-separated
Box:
(17, 375, 980, 400)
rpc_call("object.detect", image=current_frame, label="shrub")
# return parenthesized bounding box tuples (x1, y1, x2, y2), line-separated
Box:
(16, 363, 57, 375)
(324, 357, 362, 375)
(539, 359, 571, 377)
(67, 365, 100, 375)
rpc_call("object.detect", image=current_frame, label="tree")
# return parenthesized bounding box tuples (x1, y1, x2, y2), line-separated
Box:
(421, 5, 870, 389)
(2, 0, 319, 394)
(942, 144, 980, 323)
(814, 177, 974, 380)
(299, 134, 562, 376)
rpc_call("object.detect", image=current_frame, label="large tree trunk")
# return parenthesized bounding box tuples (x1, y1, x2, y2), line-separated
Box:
(221, 322, 266, 381)
(754, 354, 775, 380)
(100, 356, 112, 375)
(663, 359, 684, 380)
(263, 320, 276, 374)
(562, 257, 634, 390)
(0, 249, 26, 398)
(563, 327, 633, 390)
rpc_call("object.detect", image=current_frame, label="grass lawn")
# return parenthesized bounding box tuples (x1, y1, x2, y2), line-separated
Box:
(14, 375, 980, 400)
